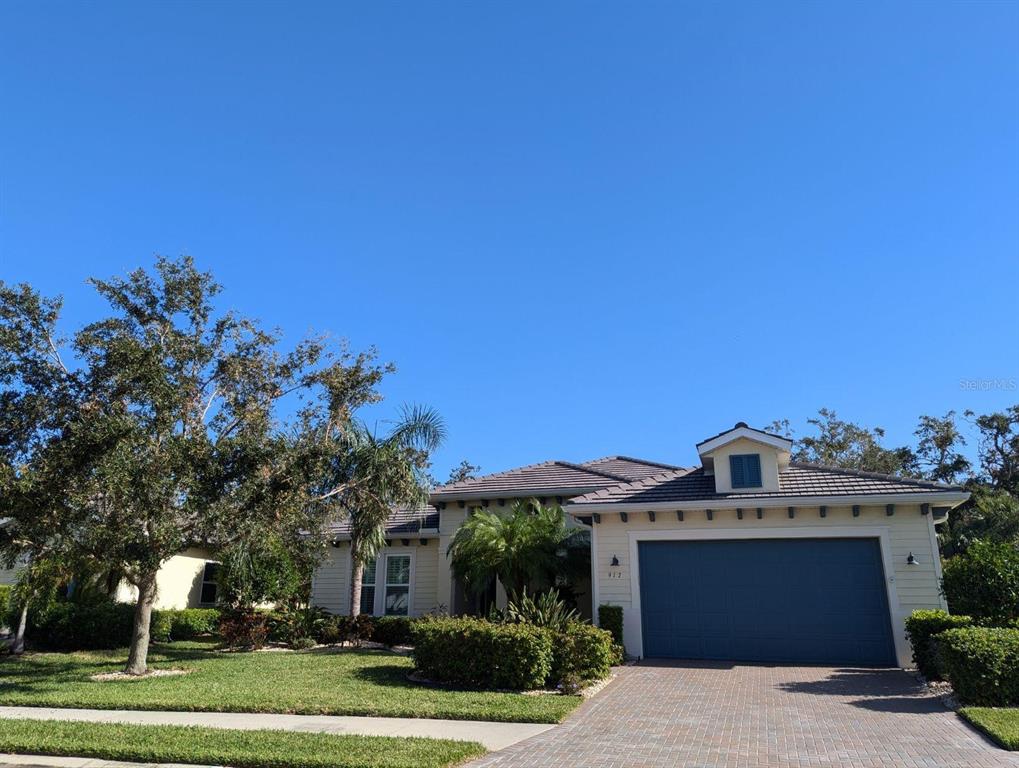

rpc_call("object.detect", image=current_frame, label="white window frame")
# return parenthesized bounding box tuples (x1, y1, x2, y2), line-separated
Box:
(199, 562, 220, 606)
(360, 548, 416, 617)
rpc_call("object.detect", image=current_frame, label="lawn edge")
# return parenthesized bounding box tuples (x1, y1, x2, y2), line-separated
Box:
(958, 707, 1019, 751)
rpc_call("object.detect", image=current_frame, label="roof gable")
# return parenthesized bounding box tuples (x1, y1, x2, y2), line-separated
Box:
(696, 422, 793, 457)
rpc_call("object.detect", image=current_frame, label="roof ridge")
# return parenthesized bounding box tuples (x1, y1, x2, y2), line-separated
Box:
(434, 459, 559, 492)
(583, 455, 683, 471)
(553, 460, 633, 483)
(789, 461, 966, 492)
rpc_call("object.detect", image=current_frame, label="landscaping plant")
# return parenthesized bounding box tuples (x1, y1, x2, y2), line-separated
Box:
(941, 540, 1019, 626)
(937, 626, 1019, 706)
(904, 609, 973, 680)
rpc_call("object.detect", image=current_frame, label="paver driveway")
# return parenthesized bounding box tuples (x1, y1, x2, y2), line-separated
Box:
(469, 660, 1019, 768)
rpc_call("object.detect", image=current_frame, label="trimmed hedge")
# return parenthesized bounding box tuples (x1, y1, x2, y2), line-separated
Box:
(550, 622, 614, 691)
(25, 601, 171, 650)
(904, 609, 973, 681)
(412, 616, 553, 690)
(371, 616, 414, 647)
(938, 626, 1019, 706)
(597, 604, 623, 646)
(165, 608, 221, 639)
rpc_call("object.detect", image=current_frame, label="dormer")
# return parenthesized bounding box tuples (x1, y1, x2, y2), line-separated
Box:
(696, 422, 793, 494)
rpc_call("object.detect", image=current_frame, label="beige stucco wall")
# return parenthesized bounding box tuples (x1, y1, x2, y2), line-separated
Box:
(705, 437, 782, 493)
(114, 547, 218, 610)
(591, 503, 944, 667)
(310, 540, 440, 617)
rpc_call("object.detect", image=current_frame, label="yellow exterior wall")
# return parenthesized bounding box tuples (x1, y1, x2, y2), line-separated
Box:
(591, 503, 944, 667)
(115, 547, 218, 610)
(310, 540, 440, 617)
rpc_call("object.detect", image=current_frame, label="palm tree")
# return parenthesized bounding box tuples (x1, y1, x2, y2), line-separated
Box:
(333, 405, 445, 617)
(447, 498, 576, 602)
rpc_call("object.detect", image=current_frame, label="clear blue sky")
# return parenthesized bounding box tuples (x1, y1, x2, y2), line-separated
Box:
(1, 1, 1017, 477)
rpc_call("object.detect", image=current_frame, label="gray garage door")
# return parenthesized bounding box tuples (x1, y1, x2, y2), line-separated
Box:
(638, 538, 896, 666)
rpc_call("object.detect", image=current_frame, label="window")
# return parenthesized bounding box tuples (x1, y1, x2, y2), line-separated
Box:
(360, 558, 377, 615)
(200, 562, 219, 605)
(384, 555, 411, 616)
(730, 454, 762, 488)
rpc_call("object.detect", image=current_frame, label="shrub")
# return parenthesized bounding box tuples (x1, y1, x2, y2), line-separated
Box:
(941, 540, 1019, 626)
(411, 616, 553, 690)
(165, 608, 221, 639)
(25, 600, 169, 650)
(904, 609, 973, 680)
(506, 590, 579, 631)
(549, 621, 614, 689)
(267, 607, 331, 647)
(0, 585, 10, 628)
(598, 604, 623, 646)
(218, 608, 269, 649)
(372, 616, 414, 647)
(938, 626, 1019, 706)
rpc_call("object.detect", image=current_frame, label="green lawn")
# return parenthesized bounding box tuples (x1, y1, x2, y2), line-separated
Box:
(0, 718, 485, 768)
(960, 707, 1019, 750)
(0, 640, 580, 724)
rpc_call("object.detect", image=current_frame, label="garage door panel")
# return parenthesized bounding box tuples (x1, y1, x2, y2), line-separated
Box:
(638, 538, 896, 666)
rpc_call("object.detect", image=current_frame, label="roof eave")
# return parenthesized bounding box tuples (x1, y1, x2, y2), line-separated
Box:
(567, 490, 971, 514)
(430, 485, 611, 502)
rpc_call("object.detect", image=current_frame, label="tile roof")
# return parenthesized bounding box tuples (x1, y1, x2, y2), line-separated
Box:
(695, 421, 791, 448)
(581, 456, 684, 481)
(430, 460, 632, 500)
(568, 463, 967, 506)
(325, 505, 439, 538)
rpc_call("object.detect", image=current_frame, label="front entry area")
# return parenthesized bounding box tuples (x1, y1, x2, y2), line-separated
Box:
(637, 538, 896, 666)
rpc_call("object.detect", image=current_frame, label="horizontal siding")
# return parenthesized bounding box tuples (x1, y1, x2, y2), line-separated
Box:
(311, 541, 439, 618)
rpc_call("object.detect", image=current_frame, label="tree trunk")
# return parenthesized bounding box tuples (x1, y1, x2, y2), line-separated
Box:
(349, 556, 364, 617)
(12, 603, 28, 655)
(124, 571, 158, 675)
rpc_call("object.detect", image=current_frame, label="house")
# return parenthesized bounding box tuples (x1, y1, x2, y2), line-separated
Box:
(0, 548, 220, 611)
(310, 422, 968, 668)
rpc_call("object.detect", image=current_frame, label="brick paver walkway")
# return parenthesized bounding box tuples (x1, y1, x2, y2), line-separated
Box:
(469, 660, 1019, 767)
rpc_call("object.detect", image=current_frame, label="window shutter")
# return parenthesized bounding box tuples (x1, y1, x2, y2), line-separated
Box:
(730, 455, 745, 487)
(747, 455, 762, 486)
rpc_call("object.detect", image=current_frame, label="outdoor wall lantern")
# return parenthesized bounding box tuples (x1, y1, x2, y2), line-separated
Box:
(906, 552, 919, 566)
(610, 555, 620, 567)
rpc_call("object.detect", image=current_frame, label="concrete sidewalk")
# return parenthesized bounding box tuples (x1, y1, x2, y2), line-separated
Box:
(0, 706, 552, 751)
(0, 756, 218, 768)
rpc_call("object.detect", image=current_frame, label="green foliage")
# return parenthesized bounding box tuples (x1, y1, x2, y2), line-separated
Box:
(0, 258, 399, 673)
(218, 536, 307, 609)
(549, 622, 614, 690)
(371, 616, 415, 647)
(941, 540, 1019, 625)
(938, 626, 1019, 706)
(598, 604, 624, 646)
(268, 606, 331, 646)
(24, 600, 170, 650)
(165, 608, 221, 639)
(448, 499, 577, 600)
(0, 718, 486, 768)
(941, 487, 1019, 557)
(411, 616, 553, 691)
(914, 411, 971, 485)
(904, 609, 973, 680)
(959, 707, 1019, 750)
(326, 405, 446, 617)
(506, 590, 579, 632)
(218, 608, 270, 649)
(969, 405, 1019, 495)
(0, 641, 580, 723)
(0, 584, 10, 626)
(791, 408, 919, 477)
